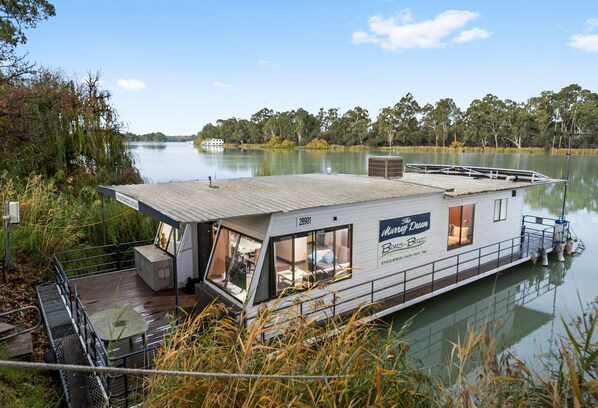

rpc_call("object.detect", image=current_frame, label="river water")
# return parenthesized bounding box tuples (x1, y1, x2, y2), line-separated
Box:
(128, 142, 597, 375)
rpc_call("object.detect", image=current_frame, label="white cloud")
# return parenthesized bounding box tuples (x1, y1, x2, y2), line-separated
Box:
(117, 78, 147, 91)
(569, 34, 598, 52)
(569, 19, 598, 52)
(259, 59, 277, 66)
(213, 81, 233, 88)
(585, 18, 598, 31)
(453, 27, 492, 43)
(352, 9, 489, 52)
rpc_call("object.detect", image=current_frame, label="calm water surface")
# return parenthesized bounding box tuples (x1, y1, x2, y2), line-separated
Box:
(129, 142, 597, 375)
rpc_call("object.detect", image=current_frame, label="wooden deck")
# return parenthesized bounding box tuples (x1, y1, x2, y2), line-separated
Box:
(72, 269, 196, 356)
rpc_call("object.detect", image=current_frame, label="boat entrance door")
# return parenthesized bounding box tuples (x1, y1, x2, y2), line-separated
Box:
(196, 222, 214, 282)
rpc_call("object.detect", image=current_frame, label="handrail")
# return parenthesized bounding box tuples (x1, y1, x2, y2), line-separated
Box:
(0, 305, 42, 341)
(54, 239, 152, 279)
(71, 288, 161, 405)
(243, 227, 555, 335)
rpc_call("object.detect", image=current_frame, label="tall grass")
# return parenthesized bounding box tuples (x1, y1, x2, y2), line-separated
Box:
(144, 300, 434, 407)
(144, 294, 598, 407)
(0, 171, 155, 275)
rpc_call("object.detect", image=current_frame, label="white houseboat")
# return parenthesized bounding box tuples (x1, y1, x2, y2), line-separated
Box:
(98, 157, 578, 327)
(200, 138, 224, 147)
(39, 156, 582, 406)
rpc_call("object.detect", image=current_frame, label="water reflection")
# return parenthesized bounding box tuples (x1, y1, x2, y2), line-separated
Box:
(127, 142, 167, 150)
(385, 256, 576, 378)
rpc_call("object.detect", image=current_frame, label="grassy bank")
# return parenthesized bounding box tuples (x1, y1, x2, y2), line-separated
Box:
(228, 143, 598, 155)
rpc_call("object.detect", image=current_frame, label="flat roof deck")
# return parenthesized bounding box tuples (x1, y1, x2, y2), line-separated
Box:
(98, 171, 559, 227)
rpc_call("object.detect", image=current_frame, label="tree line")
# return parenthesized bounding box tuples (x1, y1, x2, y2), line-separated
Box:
(125, 132, 195, 142)
(197, 85, 598, 149)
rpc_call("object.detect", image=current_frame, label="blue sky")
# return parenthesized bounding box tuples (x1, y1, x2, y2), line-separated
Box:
(21, 0, 598, 136)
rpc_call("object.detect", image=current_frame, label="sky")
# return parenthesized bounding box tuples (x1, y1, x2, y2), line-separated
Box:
(20, 0, 598, 136)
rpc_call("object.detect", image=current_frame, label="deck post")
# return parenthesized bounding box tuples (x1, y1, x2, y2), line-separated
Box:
(101, 195, 106, 246)
(497, 242, 501, 269)
(403, 272, 406, 304)
(173, 233, 179, 320)
(371, 281, 374, 304)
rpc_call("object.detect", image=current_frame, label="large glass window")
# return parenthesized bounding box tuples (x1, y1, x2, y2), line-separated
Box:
(448, 204, 475, 249)
(494, 198, 507, 222)
(155, 222, 184, 255)
(206, 226, 262, 303)
(271, 225, 352, 296)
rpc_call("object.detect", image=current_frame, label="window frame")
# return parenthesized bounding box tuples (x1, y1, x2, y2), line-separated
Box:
(266, 224, 352, 300)
(494, 198, 508, 222)
(447, 204, 475, 250)
(205, 225, 262, 303)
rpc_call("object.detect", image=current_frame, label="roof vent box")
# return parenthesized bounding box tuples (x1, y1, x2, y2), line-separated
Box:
(368, 156, 404, 178)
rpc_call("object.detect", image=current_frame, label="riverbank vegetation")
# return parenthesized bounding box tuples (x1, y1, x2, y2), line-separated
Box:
(144, 297, 598, 407)
(0, 3, 153, 404)
(196, 85, 598, 151)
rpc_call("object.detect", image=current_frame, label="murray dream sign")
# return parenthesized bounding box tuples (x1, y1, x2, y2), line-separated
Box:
(378, 212, 430, 267)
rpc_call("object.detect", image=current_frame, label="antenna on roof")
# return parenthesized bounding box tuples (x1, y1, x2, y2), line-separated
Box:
(208, 176, 219, 189)
(560, 108, 576, 219)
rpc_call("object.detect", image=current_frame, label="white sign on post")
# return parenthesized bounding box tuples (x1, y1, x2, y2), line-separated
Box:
(8, 201, 20, 225)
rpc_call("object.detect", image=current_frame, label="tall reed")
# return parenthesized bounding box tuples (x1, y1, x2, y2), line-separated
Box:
(0, 171, 155, 275)
(144, 300, 434, 407)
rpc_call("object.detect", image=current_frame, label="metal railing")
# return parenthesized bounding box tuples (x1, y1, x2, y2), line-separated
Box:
(70, 284, 160, 406)
(54, 239, 152, 280)
(0, 305, 41, 341)
(244, 223, 557, 338)
(53, 239, 155, 406)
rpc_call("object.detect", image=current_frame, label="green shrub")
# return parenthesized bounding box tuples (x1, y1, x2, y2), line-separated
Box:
(305, 138, 330, 149)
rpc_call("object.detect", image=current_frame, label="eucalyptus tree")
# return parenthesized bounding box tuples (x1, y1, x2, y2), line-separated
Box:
(571, 89, 598, 147)
(373, 106, 399, 147)
(292, 108, 319, 145)
(317, 107, 339, 143)
(263, 111, 294, 141)
(421, 98, 459, 147)
(464, 94, 507, 148)
(250, 107, 273, 142)
(503, 100, 532, 148)
(216, 118, 258, 144)
(527, 91, 558, 148)
(345, 106, 371, 145)
(554, 84, 587, 147)
(196, 123, 220, 142)
(333, 107, 370, 146)
(393, 93, 422, 145)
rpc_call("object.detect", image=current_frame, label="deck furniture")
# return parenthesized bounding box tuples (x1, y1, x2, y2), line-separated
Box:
(90, 305, 148, 350)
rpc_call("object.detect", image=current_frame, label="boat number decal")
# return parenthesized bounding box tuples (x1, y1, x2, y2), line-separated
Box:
(378, 212, 430, 267)
(297, 216, 312, 227)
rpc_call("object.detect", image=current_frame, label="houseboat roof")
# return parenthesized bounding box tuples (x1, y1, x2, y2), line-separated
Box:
(98, 168, 561, 227)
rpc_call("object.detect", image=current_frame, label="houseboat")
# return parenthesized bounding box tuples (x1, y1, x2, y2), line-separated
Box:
(200, 138, 224, 147)
(99, 157, 579, 324)
(38, 157, 582, 406)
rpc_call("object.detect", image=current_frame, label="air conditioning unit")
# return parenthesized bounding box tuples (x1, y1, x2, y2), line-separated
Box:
(134, 245, 173, 291)
(368, 156, 404, 178)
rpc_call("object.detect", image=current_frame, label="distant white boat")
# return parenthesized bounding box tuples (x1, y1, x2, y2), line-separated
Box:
(200, 138, 224, 146)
